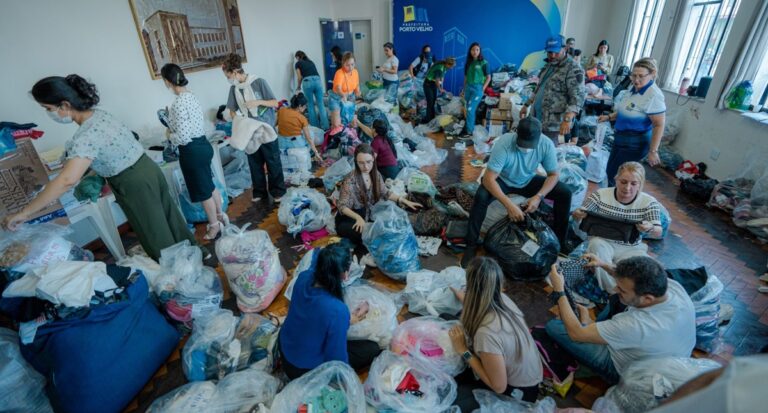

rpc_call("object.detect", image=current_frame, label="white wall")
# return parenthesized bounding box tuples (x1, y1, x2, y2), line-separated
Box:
(563, 0, 634, 69)
(331, 0, 392, 62)
(0, 0, 334, 153)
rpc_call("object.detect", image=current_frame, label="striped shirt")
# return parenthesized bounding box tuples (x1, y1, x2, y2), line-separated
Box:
(581, 188, 661, 245)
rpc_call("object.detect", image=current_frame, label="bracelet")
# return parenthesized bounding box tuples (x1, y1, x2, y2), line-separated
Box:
(649, 149, 659, 154)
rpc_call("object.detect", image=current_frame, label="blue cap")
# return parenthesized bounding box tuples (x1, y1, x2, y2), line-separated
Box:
(545, 35, 565, 53)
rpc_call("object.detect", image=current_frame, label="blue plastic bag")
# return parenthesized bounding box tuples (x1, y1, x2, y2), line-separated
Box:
(179, 178, 229, 224)
(362, 201, 421, 280)
(0, 127, 17, 157)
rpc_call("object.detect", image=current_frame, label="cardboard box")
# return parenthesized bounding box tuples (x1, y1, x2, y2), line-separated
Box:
(498, 93, 514, 110)
(488, 108, 512, 121)
(486, 119, 511, 138)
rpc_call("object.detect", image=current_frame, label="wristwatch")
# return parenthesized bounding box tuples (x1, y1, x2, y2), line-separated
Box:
(462, 350, 474, 362)
(549, 290, 566, 304)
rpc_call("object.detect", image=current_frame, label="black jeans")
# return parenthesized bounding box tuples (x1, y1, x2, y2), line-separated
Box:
(453, 369, 539, 412)
(248, 139, 286, 199)
(335, 208, 366, 245)
(467, 176, 572, 249)
(281, 339, 381, 381)
(378, 165, 401, 180)
(423, 79, 438, 123)
(606, 129, 651, 186)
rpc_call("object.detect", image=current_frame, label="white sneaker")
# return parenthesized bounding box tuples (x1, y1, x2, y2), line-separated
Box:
(252, 197, 262, 202)
(759, 273, 768, 282)
(719, 303, 734, 324)
(360, 253, 378, 268)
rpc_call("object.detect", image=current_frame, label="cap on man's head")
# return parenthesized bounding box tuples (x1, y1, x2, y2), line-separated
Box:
(516, 117, 542, 149)
(545, 35, 565, 53)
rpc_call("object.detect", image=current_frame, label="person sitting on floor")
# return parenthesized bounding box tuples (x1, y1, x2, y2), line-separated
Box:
(336, 144, 421, 246)
(462, 117, 572, 267)
(449, 256, 543, 411)
(278, 241, 381, 380)
(276, 93, 323, 164)
(546, 255, 696, 384)
(356, 118, 401, 180)
(572, 161, 663, 293)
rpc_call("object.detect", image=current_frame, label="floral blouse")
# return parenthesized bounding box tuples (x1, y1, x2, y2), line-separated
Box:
(169, 92, 206, 146)
(65, 109, 144, 177)
(338, 172, 390, 219)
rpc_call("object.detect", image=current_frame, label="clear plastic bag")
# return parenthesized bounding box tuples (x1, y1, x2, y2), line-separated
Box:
(0, 328, 54, 413)
(215, 224, 286, 313)
(270, 360, 366, 413)
(362, 201, 421, 280)
(586, 149, 609, 183)
(390, 316, 465, 376)
(182, 309, 239, 381)
(604, 357, 721, 413)
(472, 128, 492, 155)
(117, 255, 163, 292)
(0, 223, 73, 274)
(309, 126, 326, 146)
(277, 187, 333, 236)
(345, 283, 399, 348)
(148, 368, 281, 413)
(442, 97, 464, 117)
(405, 267, 466, 317)
(558, 162, 588, 212)
(322, 156, 354, 192)
(555, 145, 587, 171)
(473, 389, 556, 413)
(279, 147, 312, 175)
(690, 275, 724, 352)
(396, 167, 438, 196)
(364, 350, 457, 413)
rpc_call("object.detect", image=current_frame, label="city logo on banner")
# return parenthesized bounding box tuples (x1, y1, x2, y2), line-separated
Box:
(400, 5, 433, 32)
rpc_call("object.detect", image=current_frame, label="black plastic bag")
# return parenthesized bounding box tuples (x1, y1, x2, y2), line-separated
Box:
(483, 215, 560, 281)
(680, 176, 719, 201)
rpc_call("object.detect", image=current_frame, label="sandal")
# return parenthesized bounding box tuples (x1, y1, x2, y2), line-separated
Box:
(218, 212, 230, 227)
(204, 221, 221, 240)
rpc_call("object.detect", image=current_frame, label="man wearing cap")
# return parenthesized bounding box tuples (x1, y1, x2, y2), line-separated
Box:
(461, 117, 572, 268)
(520, 35, 586, 144)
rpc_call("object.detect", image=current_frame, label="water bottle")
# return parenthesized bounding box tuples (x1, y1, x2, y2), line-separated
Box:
(726, 80, 754, 110)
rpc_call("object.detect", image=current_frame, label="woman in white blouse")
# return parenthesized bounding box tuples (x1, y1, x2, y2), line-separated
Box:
(161, 64, 226, 240)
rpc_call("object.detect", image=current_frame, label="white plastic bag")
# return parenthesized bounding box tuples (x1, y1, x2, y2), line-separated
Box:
(182, 309, 239, 381)
(586, 150, 609, 183)
(690, 275, 724, 352)
(0, 328, 53, 413)
(148, 368, 281, 413)
(396, 167, 437, 196)
(364, 350, 457, 413)
(362, 201, 421, 280)
(309, 126, 325, 146)
(472, 127, 492, 154)
(270, 361, 366, 413)
(405, 267, 466, 317)
(277, 187, 333, 236)
(216, 224, 286, 313)
(345, 283, 399, 348)
(473, 389, 556, 413)
(442, 97, 464, 117)
(322, 156, 354, 192)
(390, 316, 465, 376)
(604, 357, 722, 413)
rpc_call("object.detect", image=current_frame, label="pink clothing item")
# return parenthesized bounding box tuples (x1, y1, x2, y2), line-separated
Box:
(300, 227, 331, 250)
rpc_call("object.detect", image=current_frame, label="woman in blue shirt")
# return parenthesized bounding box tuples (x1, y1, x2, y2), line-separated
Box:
(279, 241, 381, 380)
(599, 57, 666, 186)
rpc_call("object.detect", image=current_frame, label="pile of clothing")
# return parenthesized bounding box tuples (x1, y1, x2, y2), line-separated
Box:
(277, 187, 333, 236)
(404, 267, 466, 317)
(321, 126, 361, 160)
(215, 224, 285, 313)
(218, 145, 251, 198)
(362, 201, 421, 280)
(364, 350, 457, 413)
(390, 316, 466, 376)
(270, 361, 366, 413)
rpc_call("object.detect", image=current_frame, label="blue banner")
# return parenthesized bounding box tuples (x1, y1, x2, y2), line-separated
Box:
(393, 0, 566, 93)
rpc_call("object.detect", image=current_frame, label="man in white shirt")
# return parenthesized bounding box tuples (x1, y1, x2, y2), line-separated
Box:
(546, 255, 696, 384)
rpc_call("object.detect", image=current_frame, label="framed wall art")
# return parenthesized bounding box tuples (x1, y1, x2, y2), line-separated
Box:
(129, 0, 247, 79)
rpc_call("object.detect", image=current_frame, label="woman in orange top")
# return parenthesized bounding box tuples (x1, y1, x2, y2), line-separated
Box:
(330, 52, 362, 128)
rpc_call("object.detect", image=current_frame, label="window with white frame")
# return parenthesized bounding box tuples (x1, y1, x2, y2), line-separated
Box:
(751, 51, 768, 112)
(668, 0, 741, 91)
(624, 0, 667, 68)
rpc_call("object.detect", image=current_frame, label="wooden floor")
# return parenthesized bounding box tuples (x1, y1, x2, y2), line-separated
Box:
(110, 130, 768, 412)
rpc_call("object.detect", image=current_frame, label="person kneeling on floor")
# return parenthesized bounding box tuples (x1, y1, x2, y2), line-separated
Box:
(462, 117, 572, 267)
(278, 241, 381, 380)
(545, 255, 696, 384)
(572, 161, 663, 294)
(356, 118, 401, 180)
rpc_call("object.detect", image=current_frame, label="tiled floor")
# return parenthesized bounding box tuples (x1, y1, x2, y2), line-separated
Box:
(103, 131, 768, 412)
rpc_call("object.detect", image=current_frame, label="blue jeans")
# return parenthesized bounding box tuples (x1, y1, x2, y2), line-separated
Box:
(545, 319, 620, 384)
(277, 135, 309, 150)
(464, 83, 484, 133)
(606, 129, 651, 186)
(301, 75, 329, 130)
(383, 79, 399, 104)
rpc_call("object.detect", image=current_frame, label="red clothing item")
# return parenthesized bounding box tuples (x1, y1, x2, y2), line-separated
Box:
(371, 135, 397, 167)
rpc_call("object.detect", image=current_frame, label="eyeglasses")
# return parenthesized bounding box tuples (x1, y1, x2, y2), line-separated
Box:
(629, 73, 651, 80)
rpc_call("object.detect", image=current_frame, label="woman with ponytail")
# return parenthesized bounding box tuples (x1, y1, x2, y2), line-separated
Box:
(161, 63, 226, 240)
(2, 74, 197, 260)
(276, 92, 323, 163)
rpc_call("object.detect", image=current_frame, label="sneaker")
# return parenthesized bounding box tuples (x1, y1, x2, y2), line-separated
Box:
(360, 253, 377, 268)
(252, 197, 262, 203)
(719, 303, 734, 325)
(759, 286, 768, 294)
(759, 273, 768, 282)
(273, 196, 283, 203)
(461, 246, 477, 268)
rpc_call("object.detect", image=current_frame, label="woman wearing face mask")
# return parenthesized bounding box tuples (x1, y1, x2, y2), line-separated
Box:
(222, 53, 286, 203)
(462, 42, 491, 136)
(377, 42, 399, 104)
(598, 57, 665, 186)
(329, 52, 362, 128)
(572, 162, 663, 293)
(1, 75, 196, 260)
(294, 50, 328, 130)
(409, 44, 433, 79)
(336, 144, 421, 245)
(276, 93, 323, 164)
(161, 64, 226, 240)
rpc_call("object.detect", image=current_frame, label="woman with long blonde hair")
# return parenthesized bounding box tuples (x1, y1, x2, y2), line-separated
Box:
(449, 256, 542, 411)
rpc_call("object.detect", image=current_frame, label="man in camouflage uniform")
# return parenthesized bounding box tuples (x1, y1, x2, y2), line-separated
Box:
(521, 35, 586, 144)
